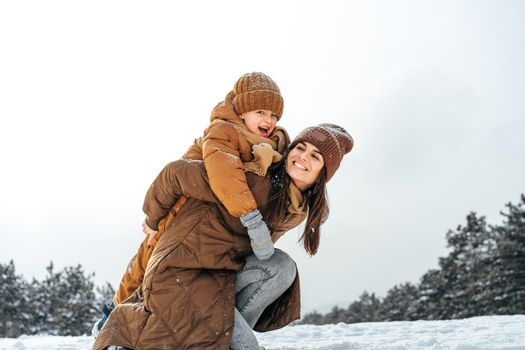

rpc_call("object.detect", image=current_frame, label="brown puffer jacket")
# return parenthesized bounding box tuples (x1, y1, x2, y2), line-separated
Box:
(182, 91, 290, 218)
(93, 160, 306, 350)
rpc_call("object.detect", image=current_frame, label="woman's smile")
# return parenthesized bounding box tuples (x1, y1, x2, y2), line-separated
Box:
(291, 160, 308, 171)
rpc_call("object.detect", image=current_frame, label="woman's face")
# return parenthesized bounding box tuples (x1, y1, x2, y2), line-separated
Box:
(286, 142, 325, 191)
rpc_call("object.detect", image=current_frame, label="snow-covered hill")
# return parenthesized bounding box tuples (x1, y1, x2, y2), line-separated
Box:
(1, 315, 523, 350)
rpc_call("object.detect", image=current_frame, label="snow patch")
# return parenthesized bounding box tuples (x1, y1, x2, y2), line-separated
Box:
(0, 315, 524, 350)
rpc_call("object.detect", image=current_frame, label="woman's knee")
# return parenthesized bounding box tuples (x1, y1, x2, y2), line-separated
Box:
(271, 249, 297, 287)
(243, 249, 297, 288)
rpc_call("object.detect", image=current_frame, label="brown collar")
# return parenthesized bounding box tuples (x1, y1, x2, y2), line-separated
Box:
(288, 182, 306, 214)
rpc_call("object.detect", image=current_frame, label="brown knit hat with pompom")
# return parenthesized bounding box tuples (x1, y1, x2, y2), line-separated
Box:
(289, 123, 354, 182)
(231, 72, 284, 119)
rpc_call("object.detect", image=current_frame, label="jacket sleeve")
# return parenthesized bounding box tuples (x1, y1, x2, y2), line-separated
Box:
(142, 159, 219, 230)
(201, 122, 257, 217)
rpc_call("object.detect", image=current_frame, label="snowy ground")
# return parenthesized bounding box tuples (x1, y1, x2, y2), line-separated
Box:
(1, 315, 524, 350)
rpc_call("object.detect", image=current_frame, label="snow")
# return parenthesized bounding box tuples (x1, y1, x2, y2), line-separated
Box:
(0, 334, 93, 350)
(0, 315, 523, 350)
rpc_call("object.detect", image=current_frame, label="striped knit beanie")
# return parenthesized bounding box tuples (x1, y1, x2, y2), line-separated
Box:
(289, 123, 354, 181)
(232, 72, 284, 119)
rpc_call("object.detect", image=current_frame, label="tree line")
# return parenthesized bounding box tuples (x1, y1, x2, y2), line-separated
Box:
(0, 261, 114, 337)
(1, 195, 523, 336)
(300, 194, 525, 325)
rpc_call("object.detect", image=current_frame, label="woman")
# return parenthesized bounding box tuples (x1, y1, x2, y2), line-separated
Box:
(92, 123, 353, 350)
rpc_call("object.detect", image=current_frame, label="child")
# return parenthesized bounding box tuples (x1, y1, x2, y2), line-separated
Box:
(93, 72, 289, 336)
(145, 71, 288, 259)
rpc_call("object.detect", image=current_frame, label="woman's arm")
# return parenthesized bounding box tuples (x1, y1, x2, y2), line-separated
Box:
(142, 159, 218, 230)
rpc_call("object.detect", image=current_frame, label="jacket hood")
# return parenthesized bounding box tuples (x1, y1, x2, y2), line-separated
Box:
(210, 91, 242, 123)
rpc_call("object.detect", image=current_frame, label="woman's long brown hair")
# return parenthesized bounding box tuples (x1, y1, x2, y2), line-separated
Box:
(266, 158, 329, 256)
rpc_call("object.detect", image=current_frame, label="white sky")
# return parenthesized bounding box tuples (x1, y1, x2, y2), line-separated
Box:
(1, 0, 524, 313)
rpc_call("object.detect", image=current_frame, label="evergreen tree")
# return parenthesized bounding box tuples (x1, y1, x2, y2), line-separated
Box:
(379, 282, 419, 321)
(299, 310, 324, 325)
(483, 195, 525, 314)
(345, 291, 381, 323)
(60, 264, 100, 335)
(0, 261, 31, 337)
(31, 262, 99, 335)
(31, 262, 59, 334)
(407, 269, 445, 320)
(407, 213, 492, 320)
(323, 305, 347, 324)
(441, 212, 491, 319)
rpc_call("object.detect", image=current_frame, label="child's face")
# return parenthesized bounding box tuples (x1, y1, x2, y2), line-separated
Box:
(240, 110, 278, 138)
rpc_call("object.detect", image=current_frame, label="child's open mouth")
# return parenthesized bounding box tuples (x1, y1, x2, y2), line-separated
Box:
(258, 127, 269, 137)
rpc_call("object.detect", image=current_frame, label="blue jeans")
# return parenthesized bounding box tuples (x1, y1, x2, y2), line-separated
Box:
(230, 249, 297, 350)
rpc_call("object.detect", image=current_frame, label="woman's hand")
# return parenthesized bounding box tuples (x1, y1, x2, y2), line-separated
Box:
(142, 220, 159, 246)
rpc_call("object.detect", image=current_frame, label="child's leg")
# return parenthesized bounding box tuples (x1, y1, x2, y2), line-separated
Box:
(113, 235, 154, 305)
(114, 196, 188, 304)
(92, 236, 153, 338)
(93, 196, 188, 338)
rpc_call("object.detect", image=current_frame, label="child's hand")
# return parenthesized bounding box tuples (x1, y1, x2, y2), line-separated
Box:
(142, 220, 158, 246)
(239, 209, 275, 260)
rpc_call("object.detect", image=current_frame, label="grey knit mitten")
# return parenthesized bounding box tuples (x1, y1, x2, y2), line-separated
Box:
(239, 209, 275, 260)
